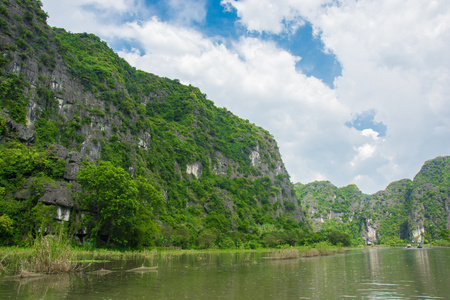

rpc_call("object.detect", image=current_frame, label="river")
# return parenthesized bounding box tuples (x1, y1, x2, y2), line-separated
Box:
(1, 247, 449, 299)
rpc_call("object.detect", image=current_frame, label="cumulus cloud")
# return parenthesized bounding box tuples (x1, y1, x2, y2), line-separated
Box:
(221, 0, 328, 34)
(40, 0, 450, 194)
(167, 0, 207, 25)
(218, 0, 450, 193)
(361, 129, 379, 141)
(42, 0, 146, 35)
(351, 144, 376, 167)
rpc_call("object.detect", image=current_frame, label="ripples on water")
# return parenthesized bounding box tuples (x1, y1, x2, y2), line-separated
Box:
(0, 247, 449, 299)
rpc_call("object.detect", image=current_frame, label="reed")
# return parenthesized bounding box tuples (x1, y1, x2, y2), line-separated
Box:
(299, 247, 320, 257)
(0, 247, 33, 276)
(23, 234, 78, 274)
(298, 242, 344, 257)
(73, 247, 158, 261)
(268, 247, 299, 260)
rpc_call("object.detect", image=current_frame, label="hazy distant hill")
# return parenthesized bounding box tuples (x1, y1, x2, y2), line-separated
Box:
(295, 156, 450, 244)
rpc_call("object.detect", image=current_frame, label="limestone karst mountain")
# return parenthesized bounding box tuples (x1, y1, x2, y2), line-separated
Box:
(0, 0, 304, 247)
(295, 156, 450, 244)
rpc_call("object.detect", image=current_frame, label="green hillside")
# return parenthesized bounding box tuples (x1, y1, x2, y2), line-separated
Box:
(0, 0, 306, 249)
(295, 157, 450, 245)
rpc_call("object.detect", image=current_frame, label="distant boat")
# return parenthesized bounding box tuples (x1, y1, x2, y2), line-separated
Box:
(406, 244, 412, 248)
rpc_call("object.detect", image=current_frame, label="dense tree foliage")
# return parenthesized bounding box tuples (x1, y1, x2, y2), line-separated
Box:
(77, 161, 162, 247)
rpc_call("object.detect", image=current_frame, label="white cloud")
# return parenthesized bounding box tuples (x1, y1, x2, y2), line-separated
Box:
(217, 0, 450, 194)
(168, 0, 207, 25)
(351, 144, 376, 167)
(221, 0, 327, 34)
(40, 0, 450, 194)
(361, 129, 379, 140)
(42, 0, 146, 34)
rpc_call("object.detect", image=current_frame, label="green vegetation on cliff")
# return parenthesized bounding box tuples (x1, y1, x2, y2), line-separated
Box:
(0, 0, 309, 250)
(295, 159, 450, 245)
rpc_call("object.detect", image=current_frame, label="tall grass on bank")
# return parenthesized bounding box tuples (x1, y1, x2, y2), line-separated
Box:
(0, 247, 33, 277)
(263, 243, 346, 260)
(298, 242, 345, 257)
(268, 247, 299, 260)
(24, 234, 78, 274)
(0, 233, 83, 277)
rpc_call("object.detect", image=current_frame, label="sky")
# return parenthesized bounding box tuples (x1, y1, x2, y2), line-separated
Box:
(41, 0, 450, 194)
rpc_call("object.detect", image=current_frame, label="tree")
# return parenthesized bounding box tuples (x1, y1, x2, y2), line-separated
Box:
(198, 228, 220, 248)
(0, 214, 14, 245)
(135, 177, 165, 216)
(78, 161, 164, 247)
(78, 161, 140, 246)
(326, 229, 352, 246)
(439, 229, 450, 241)
(128, 177, 165, 248)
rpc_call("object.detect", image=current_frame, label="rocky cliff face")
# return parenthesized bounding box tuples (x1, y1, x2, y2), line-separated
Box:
(408, 156, 450, 241)
(295, 157, 450, 244)
(0, 0, 304, 239)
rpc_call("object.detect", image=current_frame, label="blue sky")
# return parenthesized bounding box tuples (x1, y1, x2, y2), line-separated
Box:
(42, 0, 450, 194)
(104, 0, 342, 87)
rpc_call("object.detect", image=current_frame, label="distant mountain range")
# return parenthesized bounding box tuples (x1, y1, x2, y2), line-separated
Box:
(295, 156, 450, 244)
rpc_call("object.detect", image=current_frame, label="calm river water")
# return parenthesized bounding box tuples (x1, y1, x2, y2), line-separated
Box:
(1, 247, 449, 299)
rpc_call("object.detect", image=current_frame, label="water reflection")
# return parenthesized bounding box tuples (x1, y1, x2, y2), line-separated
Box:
(0, 248, 449, 299)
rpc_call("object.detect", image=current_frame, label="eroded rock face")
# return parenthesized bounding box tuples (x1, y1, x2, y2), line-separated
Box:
(39, 181, 74, 208)
(55, 206, 71, 222)
(212, 151, 238, 178)
(138, 132, 151, 149)
(362, 220, 378, 245)
(186, 162, 203, 178)
(68, 151, 83, 163)
(412, 226, 425, 243)
(1, 110, 36, 143)
(14, 179, 80, 224)
(49, 147, 86, 181)
(64, 163, 82, 181)
(249, 149, 261, 167)
(52, 144, 69, 160)
(71, 182, 83, 198)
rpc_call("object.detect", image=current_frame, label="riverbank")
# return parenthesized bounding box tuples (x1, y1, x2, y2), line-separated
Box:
(0, 238, 350, 277)
(7, 240, 450, 278)
(4, 242, 448, 278)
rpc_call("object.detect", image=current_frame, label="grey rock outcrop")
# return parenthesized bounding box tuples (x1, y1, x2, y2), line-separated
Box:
(68, 151, 83, 163)
(186, 161, 203, 178)
(1, 110, 36, 143)
(15, 179, 77, 209)
(52, 144, 69, 160)
(39, 181, 74, 208)
(64, 163, 82, 181)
